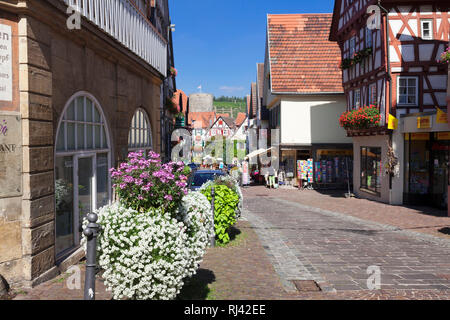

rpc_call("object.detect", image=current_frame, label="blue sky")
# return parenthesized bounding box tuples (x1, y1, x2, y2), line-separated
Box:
(168, 0, 335, 99)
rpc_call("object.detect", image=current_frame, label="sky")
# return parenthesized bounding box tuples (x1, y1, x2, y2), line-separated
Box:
(168, 0, 335, 99)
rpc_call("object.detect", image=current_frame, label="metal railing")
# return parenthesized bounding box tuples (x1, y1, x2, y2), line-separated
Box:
(61, 0, 167, 76)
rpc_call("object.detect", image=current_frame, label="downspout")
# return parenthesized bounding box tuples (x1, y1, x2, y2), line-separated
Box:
(377, 1, 394, 193)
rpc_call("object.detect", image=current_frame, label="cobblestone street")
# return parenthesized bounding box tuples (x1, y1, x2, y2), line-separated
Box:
(241, 186, 450, 297)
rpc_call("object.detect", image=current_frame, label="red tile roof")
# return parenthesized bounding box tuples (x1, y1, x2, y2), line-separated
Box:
(188, 112, 216, 129)
(235, 112, 247, 127)
(267, 14, 343, 94)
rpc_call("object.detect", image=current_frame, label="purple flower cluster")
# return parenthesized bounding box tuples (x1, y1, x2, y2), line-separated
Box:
(110, 150, 188, 213)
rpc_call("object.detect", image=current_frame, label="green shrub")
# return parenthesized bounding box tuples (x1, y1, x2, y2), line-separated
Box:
(200, 184, 239, 245)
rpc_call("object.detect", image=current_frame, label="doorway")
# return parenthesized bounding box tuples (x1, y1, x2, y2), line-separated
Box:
(55, 93, 111, 258)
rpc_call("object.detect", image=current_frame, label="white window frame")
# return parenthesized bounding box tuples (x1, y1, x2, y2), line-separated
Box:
(397, 76, 418, 106)
(420, 19, 433, 40)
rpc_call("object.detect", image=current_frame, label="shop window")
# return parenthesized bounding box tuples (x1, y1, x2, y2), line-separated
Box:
(397, 76, 418, 106)
(128, 108, 153, 152)
(360, 147, 381, 195)
(404, 132, 449, 209)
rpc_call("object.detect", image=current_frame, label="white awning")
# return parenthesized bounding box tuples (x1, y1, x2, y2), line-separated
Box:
(245, 147, 274, 159)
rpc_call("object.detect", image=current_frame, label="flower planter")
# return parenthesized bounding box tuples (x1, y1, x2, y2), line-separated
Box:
(339, 105, 381, 131)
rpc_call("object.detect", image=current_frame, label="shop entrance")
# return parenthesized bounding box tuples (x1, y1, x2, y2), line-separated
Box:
(404, 132, 449, 209)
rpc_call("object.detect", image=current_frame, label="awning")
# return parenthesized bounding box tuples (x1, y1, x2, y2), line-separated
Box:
(245, 147, 274, 159)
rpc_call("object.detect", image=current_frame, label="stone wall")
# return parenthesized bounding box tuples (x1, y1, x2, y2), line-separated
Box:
(0, 0, 163, 288)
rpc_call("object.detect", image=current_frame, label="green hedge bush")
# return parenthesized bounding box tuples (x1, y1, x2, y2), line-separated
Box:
(200, 184, 239, 245)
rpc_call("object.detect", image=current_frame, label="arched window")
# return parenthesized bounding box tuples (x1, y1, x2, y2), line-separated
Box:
(54, 93, 111, 257)
(128, 108, 153, 151)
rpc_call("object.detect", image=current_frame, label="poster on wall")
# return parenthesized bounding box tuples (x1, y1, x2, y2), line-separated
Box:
(0, 114, 22, 197)
(0, 24, 12, 102)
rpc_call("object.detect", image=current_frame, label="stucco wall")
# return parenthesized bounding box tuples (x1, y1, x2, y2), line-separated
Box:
(280, 95, 352, 145)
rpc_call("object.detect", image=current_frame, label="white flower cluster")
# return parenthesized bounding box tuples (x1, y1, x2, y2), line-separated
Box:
(178, 191, 214, 275)
(83, 198, 212, 300)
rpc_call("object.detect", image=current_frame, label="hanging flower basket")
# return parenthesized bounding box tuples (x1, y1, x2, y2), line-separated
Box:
(166, 98, 179, 115)
(170, 67, 178, 77)
(339, 105, 381, 130)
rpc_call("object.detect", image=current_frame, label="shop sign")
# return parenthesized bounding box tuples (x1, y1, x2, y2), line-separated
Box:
(436, 132, 450, 140)
(405, 133, 430, 141)
(316, 149, 353, 156)
(0, 24, 12, 102)
(417, 116, 432, 129)
(0, 113, 21, 197)
(436, 107, 448, 124)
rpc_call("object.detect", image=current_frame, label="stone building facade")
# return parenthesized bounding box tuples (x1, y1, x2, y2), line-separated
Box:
(0, 0, 172, 288)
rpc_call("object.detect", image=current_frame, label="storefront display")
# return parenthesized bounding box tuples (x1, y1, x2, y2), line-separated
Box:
(314, 149, 353, 187)
(404, 132, 449, 209)
(360, 147, 381, 194)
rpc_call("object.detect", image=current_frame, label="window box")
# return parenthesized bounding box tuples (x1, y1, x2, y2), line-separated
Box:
(339, 105, 381, 130)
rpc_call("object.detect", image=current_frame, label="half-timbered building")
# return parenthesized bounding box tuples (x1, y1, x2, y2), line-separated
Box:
(330, 0, 450, 210)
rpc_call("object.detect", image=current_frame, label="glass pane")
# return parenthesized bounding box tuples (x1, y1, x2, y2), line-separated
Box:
(409, 139, 429, 194)
(55, 156, 74, 255)
(96, 154, 109, 209)
(95, 125, 101, 149)
(399, 96, 407, 104)
(102, 126, 108, 149)
(56, 124, 65, 152)
(86, 124, 94, 149)
(78, 157, 93, 236)
(93, 105, 101, 123)
(131, 128, 136, 147)
(77, 124, 84, 150)
(66, 102, 75, 120)
(399, 78, 407, 86)
(408, 96, 416, 104)
(76, 97, 84, 121)
(86, 99, 93, 123)
(67, 123, 75, 150)
(408, 78, 416, 86)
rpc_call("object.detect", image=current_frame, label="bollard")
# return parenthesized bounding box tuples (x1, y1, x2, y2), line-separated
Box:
(210, 186, 216, 247)
(83, 212, 100, 300)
